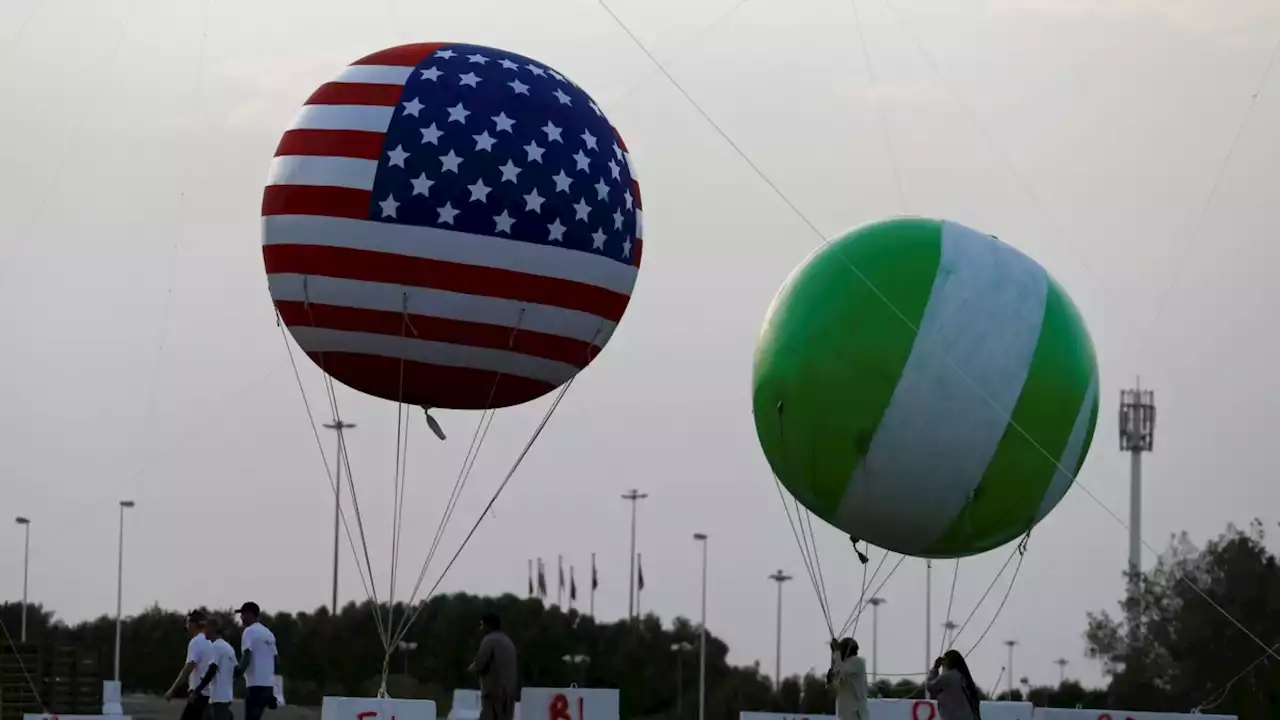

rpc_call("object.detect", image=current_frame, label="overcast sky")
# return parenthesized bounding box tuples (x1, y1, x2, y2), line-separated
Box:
(2, 0, 1279, 698)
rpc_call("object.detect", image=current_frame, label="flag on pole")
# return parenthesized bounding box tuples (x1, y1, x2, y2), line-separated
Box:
(570, 567, 577, 603)
(537, 559, 547, 598)
(638, 553, 645, 592)
(559, 556, 566, 592)
(527, 559, 533, 596)
(591, 553, 599, 591)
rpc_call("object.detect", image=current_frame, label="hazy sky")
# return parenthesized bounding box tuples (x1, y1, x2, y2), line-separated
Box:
(2, 0, 1279, 698)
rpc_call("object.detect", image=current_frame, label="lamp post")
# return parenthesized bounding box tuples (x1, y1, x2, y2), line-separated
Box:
(693, 533, 708, 720)
(867, 597, 885, 684)
(622, 489, 648, 620)
(561, 654, 590, 684)
(1054, 658, 1068, 685)
(14, 517, 30, 643)
(397, 641, 419, 675)
(941, 620, 957, 651)
(115, 500, 135, 683)
(767, 570, 792, 689)
(671, 642, 694, 717)
(324, 419, 356, 616)
(1004, 640, 1018, 698)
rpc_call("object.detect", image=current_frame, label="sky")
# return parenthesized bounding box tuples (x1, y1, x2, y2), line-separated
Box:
(2, 0, 1279, 699)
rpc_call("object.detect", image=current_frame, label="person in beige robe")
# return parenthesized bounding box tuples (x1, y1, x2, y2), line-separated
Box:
(826, 638, 870, 720)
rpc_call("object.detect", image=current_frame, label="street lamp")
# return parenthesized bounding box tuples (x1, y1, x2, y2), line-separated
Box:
(14, 517, 30, 643)
(671, 642, 694, 718)
(621, 489, 649, 620)
(323, 419, 356, 616)
(767, 569, 792, 689)
(397, 641, 419, 675)
(941, 620, 957, 650)
(693, 533, 708, 720)
(561, 654, 590, 684)
(867, 597, 886, 684)
(115, 500, 135, 683)
(1054, 658, 1068, 685)
(1004, 640, 1018, 699)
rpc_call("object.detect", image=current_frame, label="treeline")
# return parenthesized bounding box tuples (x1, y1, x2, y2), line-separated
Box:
(2, 595, 1091, 718)
(2, 521, 1277, 717)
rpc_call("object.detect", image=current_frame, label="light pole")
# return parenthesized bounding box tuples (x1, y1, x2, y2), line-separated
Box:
(1004, 640, 1018, 698)
(693, 533, 708, 720)
(324, 419, 356, 616)
(671, 642, 693, 717)
(867, 597, 885, 685)
(1055, 658, 1068, 685)
(397, 641, 418, 675)
(941, 620, 957, 651)
(14, 517, 30, 643)
(767, 569, 792, 689)
(115, 500, 135, 683)
(561, 654, 590, 684)
(622, 489, 648, 620)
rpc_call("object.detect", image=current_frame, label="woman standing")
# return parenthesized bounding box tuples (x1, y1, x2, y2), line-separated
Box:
(826, 638, 870, 720)
(925, 650, 983, 720)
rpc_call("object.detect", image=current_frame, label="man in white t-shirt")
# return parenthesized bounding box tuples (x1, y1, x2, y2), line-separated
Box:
(165, 610, 214, 720)
(192, 618, 238, 720)
(235, 602, 278, 720)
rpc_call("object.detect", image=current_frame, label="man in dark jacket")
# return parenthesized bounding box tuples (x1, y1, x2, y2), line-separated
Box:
(468, 613, 518, 720)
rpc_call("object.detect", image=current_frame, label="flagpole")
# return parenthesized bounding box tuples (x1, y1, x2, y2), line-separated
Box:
(527, 559, 533, 596)
(558, 554, 565, 607)
(570, 566, 576, 612)
(590, 552, 597, 617)
(637, 552, 643, 618)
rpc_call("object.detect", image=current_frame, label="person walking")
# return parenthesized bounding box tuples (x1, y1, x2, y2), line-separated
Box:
(234, 602, 278, 720)
(468, 612, 518, 720)
(926, 650, 983, 720)
(826, 638, 870, 720)
(192, 618, 238, 720)
(165, 610, 214, 720)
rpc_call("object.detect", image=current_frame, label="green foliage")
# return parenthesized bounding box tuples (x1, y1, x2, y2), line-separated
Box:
(0, 595, 827, 719)
(1083, 519, 1280, 716)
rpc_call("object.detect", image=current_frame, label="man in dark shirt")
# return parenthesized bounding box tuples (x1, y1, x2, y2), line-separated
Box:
(468, 612, 517, 720)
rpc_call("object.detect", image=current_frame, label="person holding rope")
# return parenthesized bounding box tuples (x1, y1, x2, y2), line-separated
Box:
(926, 650, 982, 720)
(468, 612, 517, 720)
(825, 637, 870, 720)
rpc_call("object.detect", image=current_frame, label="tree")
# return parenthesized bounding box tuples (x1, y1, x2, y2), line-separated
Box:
(1084, 520, 1280, 716)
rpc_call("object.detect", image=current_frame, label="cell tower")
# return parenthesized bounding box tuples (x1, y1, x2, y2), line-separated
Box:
(1118, 381, 1155, 623)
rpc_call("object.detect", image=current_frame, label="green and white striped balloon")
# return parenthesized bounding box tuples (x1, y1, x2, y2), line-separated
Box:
(752, 217, 1099, 558)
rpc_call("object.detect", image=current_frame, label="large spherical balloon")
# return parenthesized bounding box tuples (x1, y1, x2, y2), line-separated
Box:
(262, 43, 643, 410)
(753, 218, 1098, 559)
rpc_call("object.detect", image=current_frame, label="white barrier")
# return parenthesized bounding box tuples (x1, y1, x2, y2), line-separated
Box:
(742, 700, 1033, 720)
(449, 690, 481, 720)
(520, 688, 619, 720)
(875, 700, 1032, 720)
(1031, 710, 1236, 720)
(741, 704, 1238, 720)
(447, 689, 524, 720)
(101, 680, 123, 716)
(320, 696, 438, 720)
(25, 716, 130, 720)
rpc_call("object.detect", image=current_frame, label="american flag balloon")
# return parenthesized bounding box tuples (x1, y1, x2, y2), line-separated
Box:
(263, 43, 643, 410)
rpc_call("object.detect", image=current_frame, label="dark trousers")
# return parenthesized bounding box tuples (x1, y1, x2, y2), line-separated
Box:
(180, 695, 211, 720)
(211, 703, 234, 720)
(245, 686, 274, 720)
(479, 691, 515, 720)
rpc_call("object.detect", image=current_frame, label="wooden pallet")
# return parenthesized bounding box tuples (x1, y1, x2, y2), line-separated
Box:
(0, 644, 103, 720)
